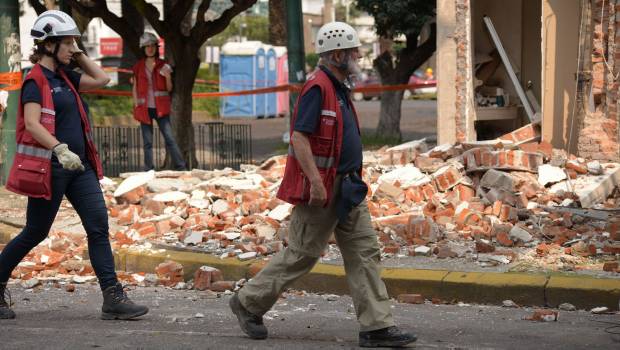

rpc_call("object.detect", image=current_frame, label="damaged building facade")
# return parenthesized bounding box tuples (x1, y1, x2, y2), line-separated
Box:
(437, 0, 620, 161)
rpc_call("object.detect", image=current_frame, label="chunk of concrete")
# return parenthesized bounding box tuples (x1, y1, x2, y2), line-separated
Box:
(114, 170, 155, 197)
(268, 203, 293, 221)
(153, 191, 189, 202)
(480, 169, 514, 192)
(537, 165, 566, 187)
(587, 161, 603, 175)
(378, 165, 427, 188)
(509, 225, 533, 243)
(549, 163, 620, 208)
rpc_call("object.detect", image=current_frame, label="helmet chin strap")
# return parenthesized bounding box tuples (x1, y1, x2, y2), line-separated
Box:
(41, 39, 63, 67)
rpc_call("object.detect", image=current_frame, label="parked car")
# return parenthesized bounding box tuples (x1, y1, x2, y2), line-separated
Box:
(351, 70, 437, 101)
(404, 71, 437, 98)
(352, 70, 381, 101)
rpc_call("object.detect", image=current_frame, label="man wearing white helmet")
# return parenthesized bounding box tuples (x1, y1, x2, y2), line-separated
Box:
(132, 31, 186, 171)
(0, 10, 148, 321)
(230, 22, 417, 347)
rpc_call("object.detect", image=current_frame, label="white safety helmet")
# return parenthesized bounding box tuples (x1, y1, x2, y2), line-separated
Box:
(315, 22, 361, 54)
(31, 10, 80, 42)
(140, 32, 159, 48)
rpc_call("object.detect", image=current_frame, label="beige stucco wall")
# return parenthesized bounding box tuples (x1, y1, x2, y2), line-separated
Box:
(541, 0, 580, 152)
(437, 0, 458, 144)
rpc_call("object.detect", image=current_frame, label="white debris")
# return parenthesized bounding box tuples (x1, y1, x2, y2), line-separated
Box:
(558, 303, 576, 311)
(586, 160, 603, 175)
(223, 231, 241, 241)
(591, 306, 609, 314)
(21, 278, 41, 289)
(183, 231, 203, 245)
(414, 246, 431, 255)
(238, 252, 257, 261)
(211, 199, 230, 216)
(114, 170, 155, 197)
(256, 224, 276, 240)
(377, 165, 427, 188)
(502, 300, 518, 308)
(537, 165, 566, 187)
(152, 191, 189, 202)
(268, 203, 293, 221)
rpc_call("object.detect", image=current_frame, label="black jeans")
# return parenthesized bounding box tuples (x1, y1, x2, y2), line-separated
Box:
(0, 162, 118, 290)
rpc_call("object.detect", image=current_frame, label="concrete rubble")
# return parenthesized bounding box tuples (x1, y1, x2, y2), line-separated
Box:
(2, 123, 620, 289)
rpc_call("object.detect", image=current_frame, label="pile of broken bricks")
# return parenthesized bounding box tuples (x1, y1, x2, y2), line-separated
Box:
(4, 123, 620, 290)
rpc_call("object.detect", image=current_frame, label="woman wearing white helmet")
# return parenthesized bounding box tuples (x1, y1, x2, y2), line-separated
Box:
(132, 31, 186, 171)
(0, 10, 148, 321)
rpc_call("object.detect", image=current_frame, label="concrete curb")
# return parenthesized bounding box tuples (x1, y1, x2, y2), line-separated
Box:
(0, 222, 618, 310)
(113, 246, 620, 311)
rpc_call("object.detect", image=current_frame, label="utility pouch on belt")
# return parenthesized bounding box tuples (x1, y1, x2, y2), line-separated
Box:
(336, 172, 368, 222)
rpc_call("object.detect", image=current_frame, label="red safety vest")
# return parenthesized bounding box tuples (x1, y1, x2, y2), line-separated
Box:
(6, 64, 104, 200)
(132, 58, 171, 124)
(276, 68, 360, 206)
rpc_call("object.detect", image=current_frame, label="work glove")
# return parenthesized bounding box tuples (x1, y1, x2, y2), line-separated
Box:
(53, 143, 85, 171)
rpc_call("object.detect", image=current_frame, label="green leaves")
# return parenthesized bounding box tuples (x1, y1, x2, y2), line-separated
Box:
(356, 0, 435, 39)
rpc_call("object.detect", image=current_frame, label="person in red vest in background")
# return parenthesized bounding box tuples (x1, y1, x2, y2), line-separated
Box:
(132, 31, 187, 171)
(228, 22, 417, 348)
(0, 10, 148, 321)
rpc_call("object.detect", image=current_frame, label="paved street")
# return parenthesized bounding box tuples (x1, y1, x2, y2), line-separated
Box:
(0, 283, 618, 349)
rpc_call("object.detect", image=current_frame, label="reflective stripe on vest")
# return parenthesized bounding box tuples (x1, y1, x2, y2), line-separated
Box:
(41, 108, 55, 116)
(136, 98, 146, 105)
(154, 91, 169, 97)
(288, 146, 335, 169)
(321, 109, 336, 117)
(17, 143, 52, 159)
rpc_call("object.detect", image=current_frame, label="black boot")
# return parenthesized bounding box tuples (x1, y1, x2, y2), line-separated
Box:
(359, 326, 417, 348)
(101, 283, 149, 320)
(0, 282, 16, 319)
(229, 294, 268, 339)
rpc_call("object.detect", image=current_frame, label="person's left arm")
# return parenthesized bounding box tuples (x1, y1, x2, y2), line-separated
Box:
(73, 51, 111, 91)
(161, 64, 173, 92)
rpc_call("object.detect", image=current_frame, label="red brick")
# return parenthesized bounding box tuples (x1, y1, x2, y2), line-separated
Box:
(475, 240, 495, 253)
(248, 260, 269, 278)
(397, 294, 425, 304)
(137, 222, 157, 237)
(432, 165, 463, 192)
(383, 245, 400, 254)
(119, 186, 145, 204)
(603, 261, 619, 272)
(155, 260, 184, 287)
(210, 281, 236, 292)
(496, 232, 514, 247)
(193, 266, 223, 291)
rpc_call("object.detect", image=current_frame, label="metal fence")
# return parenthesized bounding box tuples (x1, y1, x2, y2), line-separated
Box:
(0, 122, 251, 182)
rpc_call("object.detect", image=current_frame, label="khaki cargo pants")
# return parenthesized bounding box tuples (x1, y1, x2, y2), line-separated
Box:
(238, 176, 395, 332)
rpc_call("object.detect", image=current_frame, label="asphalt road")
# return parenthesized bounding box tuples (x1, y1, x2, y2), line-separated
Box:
(0, 283, 618, 349)
(223, 99, 438, 163)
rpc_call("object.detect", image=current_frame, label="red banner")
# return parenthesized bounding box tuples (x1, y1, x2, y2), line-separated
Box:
(100, 37, 123, 56)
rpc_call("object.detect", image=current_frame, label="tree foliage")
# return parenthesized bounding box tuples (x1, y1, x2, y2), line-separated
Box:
(356, 0, 434, 40)
(209, 14, 269, 47)
(354, 0, 436, 140)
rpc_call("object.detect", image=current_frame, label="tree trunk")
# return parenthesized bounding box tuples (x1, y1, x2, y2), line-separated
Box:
(268, 0, 287, 45)
(376, 89, 404, 141)
(120, 0, 143, 86)
(170, 46, 200, 168)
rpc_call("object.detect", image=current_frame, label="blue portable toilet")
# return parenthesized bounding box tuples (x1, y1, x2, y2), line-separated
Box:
(220, 41, 266, 118)
(254, 46, 267, 118)
(265, 46, 278, 117)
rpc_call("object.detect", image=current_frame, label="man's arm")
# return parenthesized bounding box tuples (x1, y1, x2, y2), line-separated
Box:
(292, 131, 327, 206)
